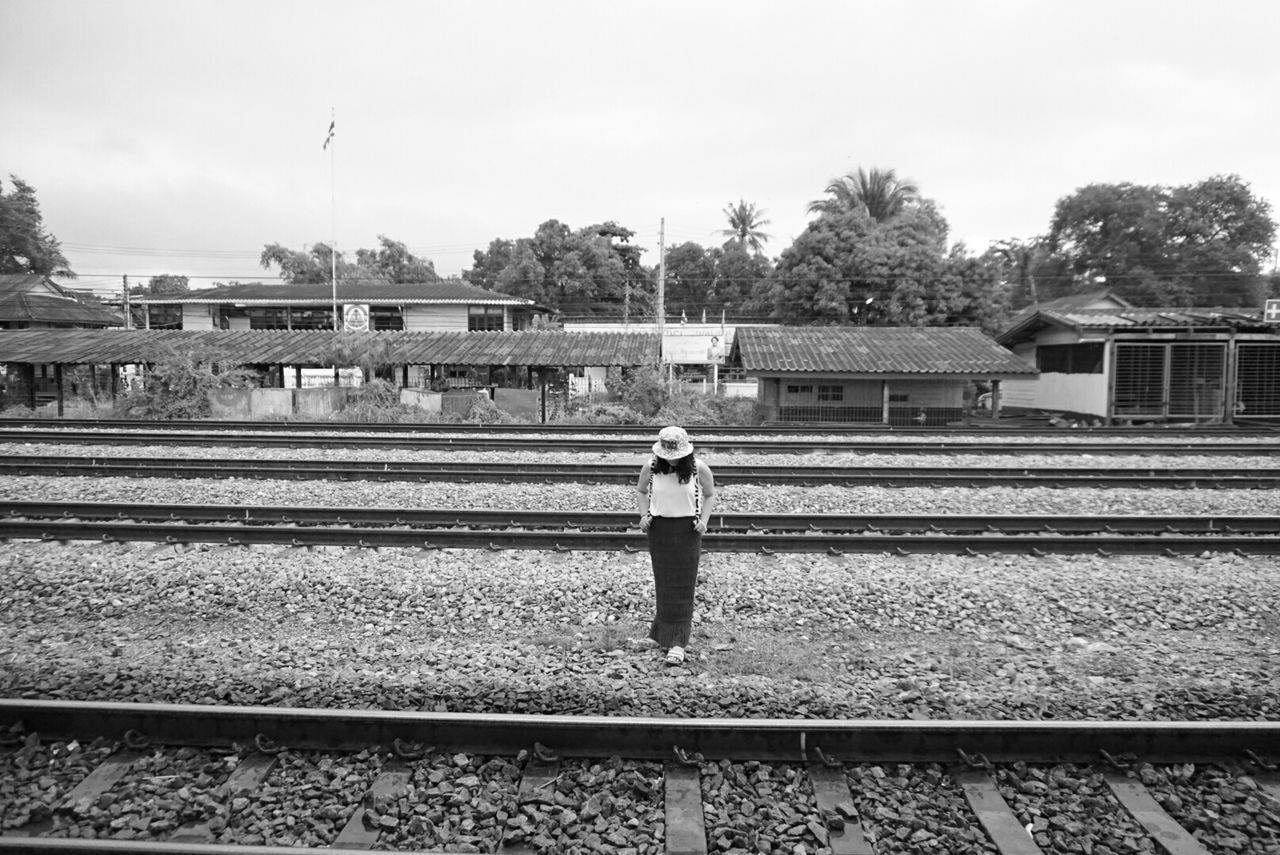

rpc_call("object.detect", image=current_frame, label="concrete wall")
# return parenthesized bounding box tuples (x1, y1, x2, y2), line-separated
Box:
(400, 388, 443, 414)
(208, 387, 347, 419)
(494, 388, 540, 420)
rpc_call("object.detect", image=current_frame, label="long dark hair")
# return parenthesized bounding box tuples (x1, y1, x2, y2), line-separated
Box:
(652, 452, 696, 483)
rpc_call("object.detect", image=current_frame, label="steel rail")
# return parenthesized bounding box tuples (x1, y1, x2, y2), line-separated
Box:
(3, 416, 1277, 437)
(3, 699, 1277, 763)
(4, 518, 1278, 554)
(2, 427, 1278, 455)
(6, 500, 1280, 536)
(3, 456, 1278, 487)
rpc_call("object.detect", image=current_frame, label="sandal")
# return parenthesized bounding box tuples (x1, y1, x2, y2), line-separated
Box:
(664, 646, 685, 665)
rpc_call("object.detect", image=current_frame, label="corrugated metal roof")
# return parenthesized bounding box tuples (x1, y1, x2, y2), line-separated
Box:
(997, 306, 1271, 345)
(0, 275, 123, 326)
(0, 329, 659, 366)
(135, 279, 534, 306)
(734, 326, 1037, 376)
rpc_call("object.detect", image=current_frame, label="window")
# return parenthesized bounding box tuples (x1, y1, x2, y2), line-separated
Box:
(817, 384, 844, 402)
(786, 384, 813, 395)
(371, 307, 404, 331)
(147, 305, 182, 329)
(1038, 343, 1104, 374)
(468, 305, 505, 331)
(889, 393, 909, 402)
(290, 308, 334, 330)
(248, 308, 288, 329)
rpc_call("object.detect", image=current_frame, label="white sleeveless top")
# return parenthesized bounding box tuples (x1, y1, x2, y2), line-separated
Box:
(647, 459, 710, 518)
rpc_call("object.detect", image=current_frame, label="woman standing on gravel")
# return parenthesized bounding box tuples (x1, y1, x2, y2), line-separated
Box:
(637, 425, 715, 665)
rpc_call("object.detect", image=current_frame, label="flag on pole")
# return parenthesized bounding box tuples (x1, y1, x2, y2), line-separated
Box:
(323, 119, 335, 150)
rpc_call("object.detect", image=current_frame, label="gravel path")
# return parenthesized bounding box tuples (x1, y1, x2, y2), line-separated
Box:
(2, 539, 1276, 722)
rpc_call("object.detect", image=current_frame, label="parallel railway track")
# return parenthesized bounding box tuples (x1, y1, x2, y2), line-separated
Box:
(4, 456, 1279, 487)
(5, 502, 1279, 554)
(1, 700, 1277, 855)
(3, 427, 1279, 455)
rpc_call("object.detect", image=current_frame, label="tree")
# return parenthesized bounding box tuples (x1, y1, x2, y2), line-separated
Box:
(752, 206, 1010, 333)
(1047, 174, 1276, 306)
(464, 220, 651, 317)
(142, 274, 190, 296)
(807, 167, 919, 223)
(353, 235, 439, 283)
(0, 175, 73, 277)
(720, 199, 771, 253)
(260, 242, 348, 284)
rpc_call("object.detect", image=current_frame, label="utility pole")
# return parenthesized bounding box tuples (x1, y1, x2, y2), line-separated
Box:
(656, 217, 665, 339)
(122, 275, 132, 330)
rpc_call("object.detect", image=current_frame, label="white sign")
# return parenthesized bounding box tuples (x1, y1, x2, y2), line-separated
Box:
(664, 333, 726, 365)
(343, 303, 370, 332)
(1265, 299, 1280, 324)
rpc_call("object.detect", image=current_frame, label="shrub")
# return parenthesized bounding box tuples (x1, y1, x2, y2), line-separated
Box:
(332, 379, 428, 424)
(113, 347, 257, 419)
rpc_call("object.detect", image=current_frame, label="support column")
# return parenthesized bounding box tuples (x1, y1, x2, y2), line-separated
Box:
(25, 364, 37, 410)
(401, 365, 409, 388)
(881, 380, 890, 425)
(55, 364, 65, 417)
(110, 364, 119, 400)
(333, 366, 340, 387)
(991, 379, 1002, 420)
(294, 366, 302, 389)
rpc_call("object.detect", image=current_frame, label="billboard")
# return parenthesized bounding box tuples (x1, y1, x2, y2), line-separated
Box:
(664, 331, 726, 364)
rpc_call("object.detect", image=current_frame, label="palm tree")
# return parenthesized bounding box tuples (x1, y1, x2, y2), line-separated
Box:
(720, 199, 772, 253)
(807, 167, 919, 223)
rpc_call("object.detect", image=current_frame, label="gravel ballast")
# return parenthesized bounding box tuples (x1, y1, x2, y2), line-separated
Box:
(2, 539, 1276, 722)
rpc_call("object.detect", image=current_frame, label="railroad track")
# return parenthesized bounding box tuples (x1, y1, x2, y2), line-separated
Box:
(1, 700, 1277, 854)
(5, 501, 1280, 555)
(3, 427, 1279, 455)
(4, 455, 1280, 488)
(9, 416, 1280, 436)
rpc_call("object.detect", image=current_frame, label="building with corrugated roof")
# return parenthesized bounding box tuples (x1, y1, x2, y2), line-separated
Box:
(996, 292, 1280, 424)
(0, 274, 122, 329)
(133, 279, 548, 332)
(730, 326, 1037, 425)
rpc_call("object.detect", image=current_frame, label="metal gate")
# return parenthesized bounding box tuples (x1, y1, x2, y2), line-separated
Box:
(1235, 342, 1280, 419)
(1112, 342, 1226, 421)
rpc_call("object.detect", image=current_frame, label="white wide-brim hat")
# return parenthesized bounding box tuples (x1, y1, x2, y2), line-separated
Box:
(652, 425, 694, 460)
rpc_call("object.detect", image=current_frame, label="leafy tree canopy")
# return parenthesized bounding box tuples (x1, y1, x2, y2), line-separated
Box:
(1047, 174, 1276, 306)
(0, 175, 73, 277)
(663, 242, 773, 319)
(753, 207, 1009, 333)
(134, 274, 190, 296)
(463, 220, 650, 317)
(260, 237, 438, 285)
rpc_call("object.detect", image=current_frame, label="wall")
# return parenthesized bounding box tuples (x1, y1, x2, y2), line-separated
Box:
(494, 388, 540, 420)
(181, 304, 215, 330)
(208, 387, 347, 419)
(1008, 374, 1109, 417)
(404, 305, 469, 331)
(400, 388, 443, 414)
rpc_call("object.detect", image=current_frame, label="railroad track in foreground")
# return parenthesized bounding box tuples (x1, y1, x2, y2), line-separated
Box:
(5, 456, 1280, 488)
(4, 502, 1280, 555)
(4, 427, 1279, 456)
(1, 700, 1277, 854)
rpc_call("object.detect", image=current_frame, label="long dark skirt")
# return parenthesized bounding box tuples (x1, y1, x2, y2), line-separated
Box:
(647, 515, 701, 648)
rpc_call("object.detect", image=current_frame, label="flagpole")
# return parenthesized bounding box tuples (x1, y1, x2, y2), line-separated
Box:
(329, 107, 337, 331)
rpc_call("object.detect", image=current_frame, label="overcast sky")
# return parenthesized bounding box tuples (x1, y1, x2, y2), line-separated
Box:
(3, 0, 1278, 297)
